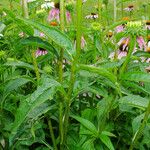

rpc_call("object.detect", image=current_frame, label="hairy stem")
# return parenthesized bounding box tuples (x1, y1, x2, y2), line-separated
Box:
(31, 50, 40, 83)
(63, 0, 82, 147)
(22, 0, 29, 19)
(48, 119, 58, 150)
(59, 0, 65, 149)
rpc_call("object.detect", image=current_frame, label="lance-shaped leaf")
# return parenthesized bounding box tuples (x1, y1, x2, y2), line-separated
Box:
(78, 64, 117, 84)
(119, 94, 149, 110)
(122, 72, 150, 83)
(9, 78, 61, 146)
(71, 115, 98, 136)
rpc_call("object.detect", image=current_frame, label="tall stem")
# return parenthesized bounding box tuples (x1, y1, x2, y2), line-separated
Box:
(63, 0, 82, 147)
(120, 35, 136, 77)
(22, 0, 29, 19)
(121, 0, 124, 18)
(114, 0, 117, 22)
(59, 0, 65, 149)
(48, 119, 58, 150)
(129, 101, 150, 150)
(31, 50, 40, 83)
(98, 0, 102, 21)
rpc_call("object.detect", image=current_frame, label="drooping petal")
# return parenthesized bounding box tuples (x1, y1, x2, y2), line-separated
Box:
(81, 36, 86, 49)
(122, 37, 130, 51)
(136, 36, 146, 50)
(66, 11, 71, 23)
(116, 25, 124, 33)
(118, 51, 127, 59)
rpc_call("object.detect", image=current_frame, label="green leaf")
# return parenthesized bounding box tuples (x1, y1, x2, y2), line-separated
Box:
(99, 134, 115, 150)
(78, 64, 117, 84)
(82, 138, 95, 150)
(9, 78, 60, 146)
(18, 18, 74, 60)
(4, 60, 43, 73)
(70, 115, 98, 136)
(122, 72, 150, 83)
(132, 114, 145, 134)
(122, 81, 150, 95)
(2, 76, 35, 102)
(4, 9, 34, 35)
(119, 95, 149, 110)
(102, 131, 116, 137)
(19, 36, 59, 57)
(4, 76, 34, 94)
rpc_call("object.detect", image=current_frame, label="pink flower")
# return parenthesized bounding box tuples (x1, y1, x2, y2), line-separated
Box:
(146, 25, 150, 30)
(118, 37, 130, 51)
(40, 32, 45, 38)
(74, 36, 86, 49)
(81, 36, 86, 49)
(118, 51, 127, 59)
(109, 51, 127, 60)
(124, 5, 134, 12)
(66, 11, 71, 23)
(48, 8, 60, 22)
(136, 36, 146, 50)
(48, 5, 71, 23)
(116, 25, 124, 33)
(35, 48, 48, 58)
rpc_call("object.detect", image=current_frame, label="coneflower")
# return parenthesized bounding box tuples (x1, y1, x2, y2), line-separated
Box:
(35, 47, 48, 58)
(47, 2, 71, 23)
(124, 5, 134, 12)
(146, 20, 150, 30)
(85, 13, 98, 20)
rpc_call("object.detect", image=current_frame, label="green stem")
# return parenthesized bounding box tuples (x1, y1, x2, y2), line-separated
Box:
(48, 119, 58, 150)
(22, 0, 29, 19)
(120, 35, 136, 77)
(129, 101, 150, 150)
(121, 0, 123, 18)
(31, 50, 40, 83)
(98, 0, 102, 21)
(63, 0, 82, 147)
(114, 0, 117, 22)
(59, 1, 65, 149)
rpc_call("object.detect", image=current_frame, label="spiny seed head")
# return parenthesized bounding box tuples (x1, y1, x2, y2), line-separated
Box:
(146, 20, 150, 25)
(147, 35, 150, 40)
(146, 47, 150, 53)
(128, 5, 134, 8)
(125, 21, 145, 36)
(126, 21, 142, 28)
(91, 22, 101, 31)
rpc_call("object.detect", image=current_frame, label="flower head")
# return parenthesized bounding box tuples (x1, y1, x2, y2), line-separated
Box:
(91, 22, 101, 31)
(48, 2, 71, 23)
(126, 21, 144, 36)
(115, 25, 124, 33)
(146, 20, 150, 30)
(85, 13, 98, 19)
(35, 48, 48, 58)
(136, 36, 146, 50)
(124, 5, 134, 12)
